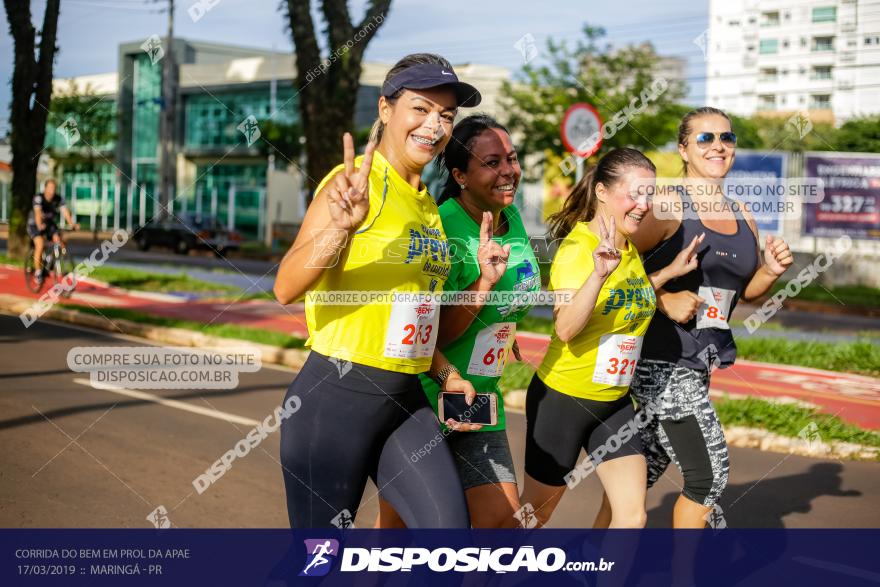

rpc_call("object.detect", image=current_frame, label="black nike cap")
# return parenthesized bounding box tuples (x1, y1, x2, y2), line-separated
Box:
(381, 63, 481, 108)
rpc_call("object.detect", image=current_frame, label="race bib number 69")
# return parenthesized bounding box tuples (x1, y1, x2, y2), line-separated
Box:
(467, 322, 516, 377)
(384, 294, 440, 359)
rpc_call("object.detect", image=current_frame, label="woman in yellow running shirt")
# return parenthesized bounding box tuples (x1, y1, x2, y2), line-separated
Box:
(274, 54, 482, 528)
(519, 148, 702, 528)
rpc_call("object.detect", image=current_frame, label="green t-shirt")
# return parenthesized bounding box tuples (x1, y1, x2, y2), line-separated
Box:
(420, 198, 541, 432)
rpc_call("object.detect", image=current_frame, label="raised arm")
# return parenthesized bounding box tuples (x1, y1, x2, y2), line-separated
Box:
(274, 134, 375, 304)
(436, 211, 511, 348)
(737, 209, 793, 301)
(554, 216, 620, 343)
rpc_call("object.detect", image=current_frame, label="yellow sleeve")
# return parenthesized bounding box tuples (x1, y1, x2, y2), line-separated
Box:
(315, 162, 346, 194)
(548, 229, 597, 291)
(315, 155, 367, 194)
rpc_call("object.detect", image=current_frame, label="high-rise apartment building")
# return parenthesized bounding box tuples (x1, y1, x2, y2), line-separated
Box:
(706, 0, 880, 123)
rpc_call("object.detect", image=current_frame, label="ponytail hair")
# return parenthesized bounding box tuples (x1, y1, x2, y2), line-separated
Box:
(436, 114, 510, 206)
(547, 148, 656, 241)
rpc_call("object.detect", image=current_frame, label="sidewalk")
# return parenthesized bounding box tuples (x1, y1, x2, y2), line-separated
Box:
(3, 263, 879, 430)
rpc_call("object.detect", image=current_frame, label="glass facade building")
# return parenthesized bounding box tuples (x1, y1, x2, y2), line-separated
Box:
(43, 39, 376, 237)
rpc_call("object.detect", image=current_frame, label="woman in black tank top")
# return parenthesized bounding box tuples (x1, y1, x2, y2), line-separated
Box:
(614, 107, 795, 529)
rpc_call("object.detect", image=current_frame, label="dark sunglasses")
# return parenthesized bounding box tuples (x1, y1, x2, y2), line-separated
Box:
(694, 132, 737, 148)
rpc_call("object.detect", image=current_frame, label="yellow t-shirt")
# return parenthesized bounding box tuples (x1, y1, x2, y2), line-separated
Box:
(304, 149, 451, 374)
(537, 222, 657, 400)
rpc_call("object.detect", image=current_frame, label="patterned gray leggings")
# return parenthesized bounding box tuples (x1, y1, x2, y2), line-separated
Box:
(630, 359, 729, 508)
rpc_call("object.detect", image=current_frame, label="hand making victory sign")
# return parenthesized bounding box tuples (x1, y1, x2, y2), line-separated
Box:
(667, 232, 706, 279)
(593, 214, 622, 280)
(476, 211, 511, 287)
(327, 132, 377, 231)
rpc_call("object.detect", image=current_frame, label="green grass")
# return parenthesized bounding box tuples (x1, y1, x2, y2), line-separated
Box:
(736, 338, 880, 376)
(517, 313, 554, 335)
(499, 361, 536, 393)
(86, 266, 241, 294)
(2, 252, 241, 295)
(60, 305, 305, 349)
(0, 253, 20, 266)
(767, 282, 880, 309)
(496, 366, 880, 449)
(518, 314, 878, 376)
(714, 395, 880, 449)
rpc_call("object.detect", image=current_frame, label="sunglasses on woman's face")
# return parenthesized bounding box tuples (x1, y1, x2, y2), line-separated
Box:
(694, 131, 737, 148)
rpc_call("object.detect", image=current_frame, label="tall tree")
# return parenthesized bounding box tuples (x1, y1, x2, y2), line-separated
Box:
(46, 82, 117, 176)
(282, 0, 391, 198)
(46, 82, 116, 237)
(501, 26, 686, 180)
(833, 116, 880, 153)
(3, 0, 61, 258)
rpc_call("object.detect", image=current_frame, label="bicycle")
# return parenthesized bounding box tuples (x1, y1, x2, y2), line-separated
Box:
(24, 233, 77, 296)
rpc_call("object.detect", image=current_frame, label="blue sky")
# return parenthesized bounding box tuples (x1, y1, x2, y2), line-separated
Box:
(1, 0, 709, 135)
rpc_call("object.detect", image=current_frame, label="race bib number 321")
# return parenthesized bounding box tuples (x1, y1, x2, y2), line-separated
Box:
(592, 334, 644, 386)
(384, 294, 440, 359)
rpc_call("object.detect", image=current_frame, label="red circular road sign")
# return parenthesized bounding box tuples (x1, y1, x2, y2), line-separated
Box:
(561, 103, 603, 158)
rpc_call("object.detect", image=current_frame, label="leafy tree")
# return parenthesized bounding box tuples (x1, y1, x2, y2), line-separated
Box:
(500, 26, 687, 180)
(46, 81, 116, 177)
(255, 119, 304, 164)
(281, 0, 391, 199)
(833, 116, 880, 153)
(727, 114, 764, 150)
(750, 114, 837, 153)
(3, 0, 61, 258)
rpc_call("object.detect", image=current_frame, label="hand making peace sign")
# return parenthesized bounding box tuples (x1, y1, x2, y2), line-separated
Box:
(326, 132, 377, 231)
(476, 211, 511, 287)
(593, 214, 622, 280)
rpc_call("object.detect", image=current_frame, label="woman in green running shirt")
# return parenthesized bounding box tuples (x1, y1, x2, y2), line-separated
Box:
(375, 114, 540, 528)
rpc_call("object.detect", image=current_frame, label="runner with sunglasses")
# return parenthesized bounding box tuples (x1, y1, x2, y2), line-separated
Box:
(612, 107, 793, 528)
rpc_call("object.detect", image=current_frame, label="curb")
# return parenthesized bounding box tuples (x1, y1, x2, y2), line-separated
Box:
(0, 293, 309, 371)
(502, 389, 879, 461)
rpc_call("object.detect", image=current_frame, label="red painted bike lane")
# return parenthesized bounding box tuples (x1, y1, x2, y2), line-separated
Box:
(3, 264, 878, 429)
(513, 332, 880, 431)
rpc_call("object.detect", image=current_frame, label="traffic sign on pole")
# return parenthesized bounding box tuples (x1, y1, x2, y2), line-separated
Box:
(561, 103, 603, 159)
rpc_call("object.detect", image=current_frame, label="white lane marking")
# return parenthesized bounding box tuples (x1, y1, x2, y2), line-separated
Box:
(72, 378, 260, 426)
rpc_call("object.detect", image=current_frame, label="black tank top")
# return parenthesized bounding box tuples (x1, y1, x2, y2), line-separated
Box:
(641, 187, 758, 371)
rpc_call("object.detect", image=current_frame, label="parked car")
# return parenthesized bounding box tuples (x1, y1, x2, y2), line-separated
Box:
(134, 214, 242, 256)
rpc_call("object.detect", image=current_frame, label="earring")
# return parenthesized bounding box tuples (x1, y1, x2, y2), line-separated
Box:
(459, 184, 466, 190)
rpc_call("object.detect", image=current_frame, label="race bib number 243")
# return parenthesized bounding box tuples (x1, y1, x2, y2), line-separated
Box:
(383, 294, 439, 359)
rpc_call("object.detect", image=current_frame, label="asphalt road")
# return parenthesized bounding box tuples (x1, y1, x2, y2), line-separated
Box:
(1, 313, 878, 529)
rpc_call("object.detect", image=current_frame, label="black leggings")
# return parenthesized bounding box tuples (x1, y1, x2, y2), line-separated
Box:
(280, 352, 470, 528)
(524, 375, 643, 487)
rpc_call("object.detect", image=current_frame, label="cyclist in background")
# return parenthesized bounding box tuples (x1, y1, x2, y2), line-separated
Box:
(27, 179, 79, 284)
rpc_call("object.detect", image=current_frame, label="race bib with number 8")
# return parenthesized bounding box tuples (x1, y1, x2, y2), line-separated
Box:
(467, 322, 516, 377)
(592, 334, 644, 386)
(384, 294, 440, 359)
(696, 286, 735, 330)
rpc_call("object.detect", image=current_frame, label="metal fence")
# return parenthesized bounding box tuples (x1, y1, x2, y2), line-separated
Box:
(0, 180, 269, 240)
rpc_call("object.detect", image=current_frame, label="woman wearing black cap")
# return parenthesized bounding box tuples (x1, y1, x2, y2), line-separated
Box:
(274, 53, 482, 528)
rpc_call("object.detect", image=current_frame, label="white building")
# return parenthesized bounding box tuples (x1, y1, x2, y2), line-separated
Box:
(706, 0, 880, 123)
